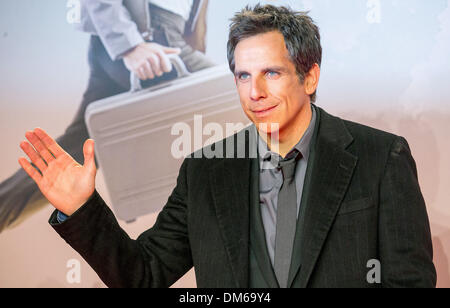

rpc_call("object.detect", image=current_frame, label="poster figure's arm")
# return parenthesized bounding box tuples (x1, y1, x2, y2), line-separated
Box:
(81, 0, 144, 61)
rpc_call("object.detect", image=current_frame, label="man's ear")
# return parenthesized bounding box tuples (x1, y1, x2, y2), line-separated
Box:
(304, 63, 321, 96)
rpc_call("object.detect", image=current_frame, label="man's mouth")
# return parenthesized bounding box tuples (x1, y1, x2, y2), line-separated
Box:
(252, 105, 278, 117)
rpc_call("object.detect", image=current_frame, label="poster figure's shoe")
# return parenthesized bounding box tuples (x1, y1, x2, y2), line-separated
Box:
(0, 168, 44, 233)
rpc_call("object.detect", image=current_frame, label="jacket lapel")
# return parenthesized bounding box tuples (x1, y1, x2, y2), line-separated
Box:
(289, 107, 358, 287)
(210, 155, 251, 288)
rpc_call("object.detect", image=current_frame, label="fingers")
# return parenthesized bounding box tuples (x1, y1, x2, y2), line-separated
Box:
(18, 157, 42, 185)
(83, 139, 96, 174)
(125, 43, 181, 80)
(142, 44, 180, 77)
(34, 128, 65, 158)
(155, 50, 173, 73)
(20, 141, 47, 173)
(136, 58, 159, 80)
(20, 128, 66, 174)
(136, 67, 146, 81)
(159, 47, 181, 73)
(25, 131, 55, 164)
(147, 53, 163, 77)
(162, 46, 181, 55)
(141, 61, 155, 80)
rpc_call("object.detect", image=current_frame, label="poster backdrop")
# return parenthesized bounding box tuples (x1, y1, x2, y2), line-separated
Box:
(0, 0, 449, 287)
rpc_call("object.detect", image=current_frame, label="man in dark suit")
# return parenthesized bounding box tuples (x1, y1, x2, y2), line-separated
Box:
(18, 5, 436, 287)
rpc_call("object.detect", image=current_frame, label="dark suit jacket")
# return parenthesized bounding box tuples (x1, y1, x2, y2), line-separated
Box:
(49, 106, 436, 288)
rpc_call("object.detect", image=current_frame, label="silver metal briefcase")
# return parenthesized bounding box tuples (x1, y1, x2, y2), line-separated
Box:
(85, 57, 249, 222)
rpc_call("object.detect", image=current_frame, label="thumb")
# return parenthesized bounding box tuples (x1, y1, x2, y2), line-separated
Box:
(162, 46, 181, 55)
(83, 139, 96, 173)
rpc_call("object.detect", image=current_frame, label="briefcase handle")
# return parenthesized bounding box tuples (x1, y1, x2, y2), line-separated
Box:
(130, 54, 191, 93)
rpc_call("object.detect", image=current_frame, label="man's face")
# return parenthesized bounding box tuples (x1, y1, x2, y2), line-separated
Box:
(234, 31, 310, 135)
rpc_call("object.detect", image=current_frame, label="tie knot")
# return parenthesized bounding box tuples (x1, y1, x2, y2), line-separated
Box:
(278, 151, 301, 181)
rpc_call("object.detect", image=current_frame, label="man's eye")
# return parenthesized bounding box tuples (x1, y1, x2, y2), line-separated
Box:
(239, 73, 250, 80)
(267, 71, 279, 78)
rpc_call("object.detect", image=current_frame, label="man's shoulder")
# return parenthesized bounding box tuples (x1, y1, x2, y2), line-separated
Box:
(319, 106, 401, 148)
(317, 107, 414, 181)
(342, 118, 398, 143)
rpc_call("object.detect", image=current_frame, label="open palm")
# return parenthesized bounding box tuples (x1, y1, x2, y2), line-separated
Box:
(18, 128, 96, 216)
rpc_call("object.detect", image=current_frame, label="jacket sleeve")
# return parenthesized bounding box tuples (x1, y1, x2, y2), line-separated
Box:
(378, 136, 436, 288)
(81, 0, 144, 61)
(49, 159, 193, 288)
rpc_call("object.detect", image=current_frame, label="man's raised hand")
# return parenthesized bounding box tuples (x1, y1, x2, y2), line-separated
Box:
(18, 128, 97, 216)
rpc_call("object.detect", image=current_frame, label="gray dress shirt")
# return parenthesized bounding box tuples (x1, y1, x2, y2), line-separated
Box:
(257, 105, 317, 266)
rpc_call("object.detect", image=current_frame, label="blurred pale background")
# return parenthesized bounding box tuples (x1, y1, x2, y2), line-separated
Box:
(0, 0, 449, 287)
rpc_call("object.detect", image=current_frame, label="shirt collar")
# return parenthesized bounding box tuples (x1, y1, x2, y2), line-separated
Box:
(255, 104, 317, 169)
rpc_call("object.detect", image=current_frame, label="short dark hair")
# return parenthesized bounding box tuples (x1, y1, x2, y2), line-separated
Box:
(227, 4, 322, 102)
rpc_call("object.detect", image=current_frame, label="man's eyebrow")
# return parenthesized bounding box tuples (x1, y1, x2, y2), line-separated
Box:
(263, 66, 289, 73)
(234, 66, 289, 76)
(234, 70, 249, 77)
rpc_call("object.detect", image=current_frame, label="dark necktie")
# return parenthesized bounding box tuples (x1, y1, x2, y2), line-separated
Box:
(274, 151, 301, 288)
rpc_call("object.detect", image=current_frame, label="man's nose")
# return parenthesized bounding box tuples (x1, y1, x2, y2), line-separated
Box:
(250, 77, 267, 101)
